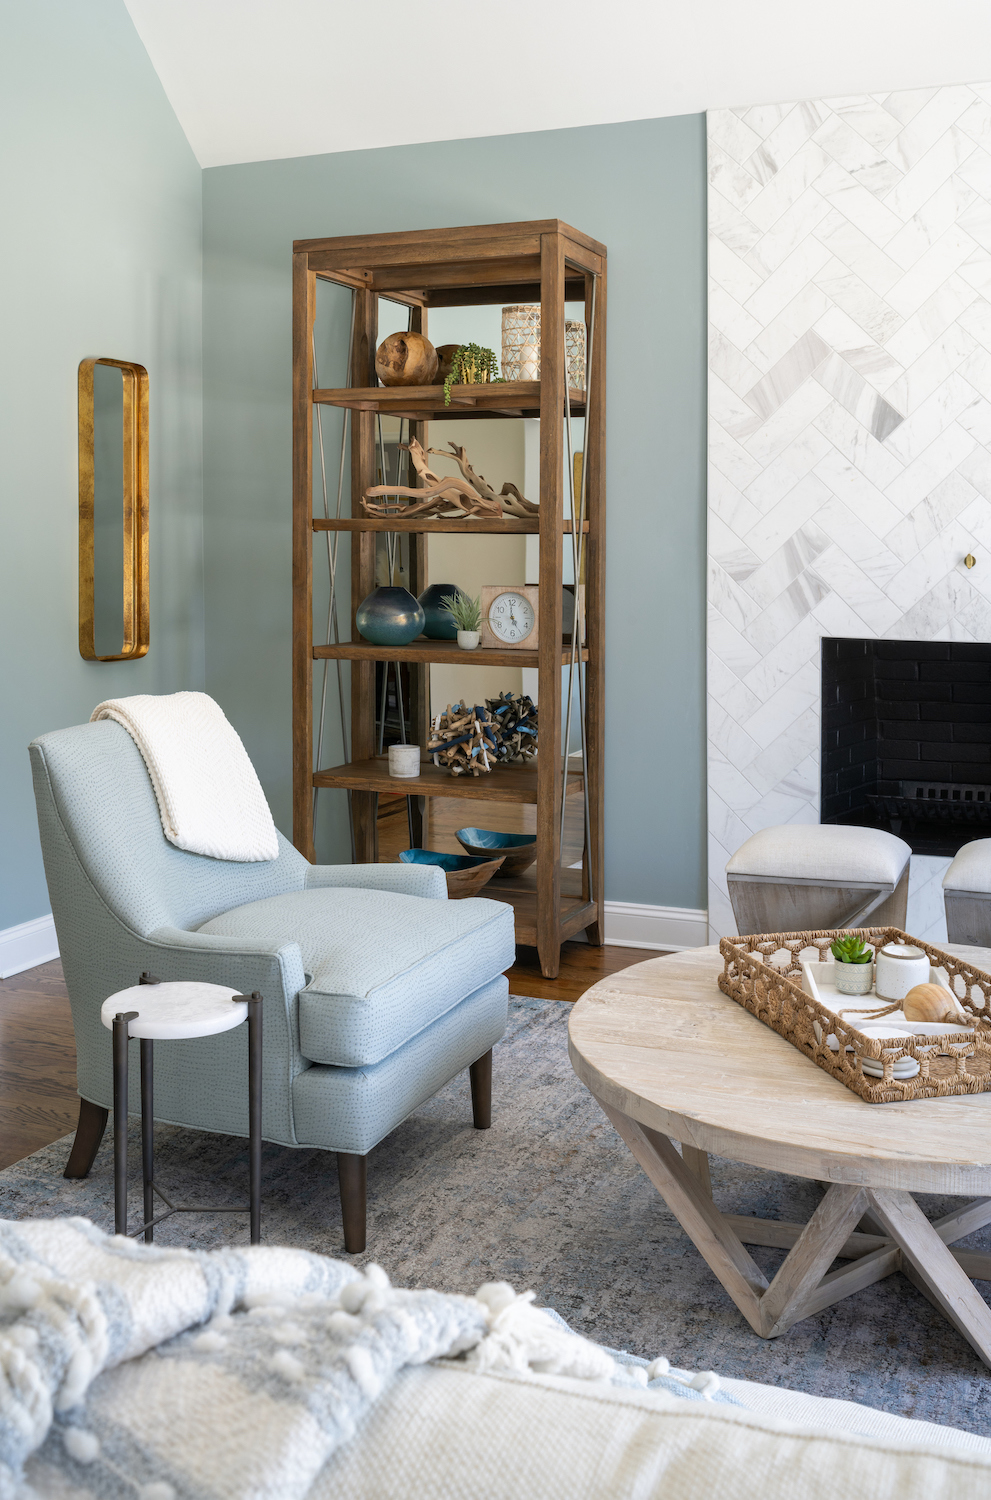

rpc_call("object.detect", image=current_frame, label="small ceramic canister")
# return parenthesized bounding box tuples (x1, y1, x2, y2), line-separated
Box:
(387, 744, 421, 779)
(875, 942, 931, 1002)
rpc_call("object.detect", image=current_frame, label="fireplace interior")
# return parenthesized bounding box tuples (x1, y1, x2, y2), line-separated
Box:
(821, 639, 991, 856)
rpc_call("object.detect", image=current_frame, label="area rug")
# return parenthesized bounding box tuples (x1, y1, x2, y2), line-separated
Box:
(2, 996, 989, 1434)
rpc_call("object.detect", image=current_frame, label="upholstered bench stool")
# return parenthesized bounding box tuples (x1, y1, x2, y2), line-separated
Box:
(726, 825, 912, 936)
(943, 840, 991, 945)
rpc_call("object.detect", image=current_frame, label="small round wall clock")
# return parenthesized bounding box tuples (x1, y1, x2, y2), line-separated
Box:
(479, 585, 540, 649)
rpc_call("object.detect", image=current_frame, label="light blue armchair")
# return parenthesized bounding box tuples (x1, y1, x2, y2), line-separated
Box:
(29, 720, 514, 1251)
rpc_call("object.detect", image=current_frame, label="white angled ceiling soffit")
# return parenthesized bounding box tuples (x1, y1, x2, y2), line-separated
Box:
(125, 0, 991, 168)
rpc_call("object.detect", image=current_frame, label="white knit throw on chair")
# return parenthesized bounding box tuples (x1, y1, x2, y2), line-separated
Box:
(91, 692, 279, 862)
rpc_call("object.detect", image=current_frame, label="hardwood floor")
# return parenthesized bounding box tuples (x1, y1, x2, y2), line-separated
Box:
(0, 960, 79, 1171)
(0, 935, 661, 1169)
(506, 941, 656, 1002)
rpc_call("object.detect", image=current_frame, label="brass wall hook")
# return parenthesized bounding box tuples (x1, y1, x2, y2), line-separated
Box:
(965, 553, 977, 569)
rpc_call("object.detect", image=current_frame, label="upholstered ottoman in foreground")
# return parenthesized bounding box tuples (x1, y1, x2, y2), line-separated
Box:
(726, 825, 911, 936)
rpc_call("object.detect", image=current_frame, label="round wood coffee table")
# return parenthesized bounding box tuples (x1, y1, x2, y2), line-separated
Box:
(569, 944, 991, 1365)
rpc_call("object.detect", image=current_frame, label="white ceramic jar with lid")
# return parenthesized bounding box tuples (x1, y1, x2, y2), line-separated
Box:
(875, 942, 930, 1002)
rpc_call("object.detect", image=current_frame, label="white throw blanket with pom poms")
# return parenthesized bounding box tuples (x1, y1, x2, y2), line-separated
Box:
(0, 1218, 711, 1500)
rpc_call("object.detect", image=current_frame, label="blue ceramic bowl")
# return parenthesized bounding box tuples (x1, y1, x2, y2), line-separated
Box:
(455, 827, 537, 878)
(417, 583, 460, 640)
(399, 847, 504, 898)
(355, 586, 425, 646)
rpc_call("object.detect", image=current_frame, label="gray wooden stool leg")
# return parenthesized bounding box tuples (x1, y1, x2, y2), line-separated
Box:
(112, 1010, 137, 1237)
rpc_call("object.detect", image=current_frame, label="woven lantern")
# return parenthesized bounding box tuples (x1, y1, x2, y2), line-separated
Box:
(501, 304, 541, 381)
(500, 305, 586, 388)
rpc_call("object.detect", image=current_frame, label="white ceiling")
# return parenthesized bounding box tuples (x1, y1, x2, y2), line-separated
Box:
(125, 0, 991, 169)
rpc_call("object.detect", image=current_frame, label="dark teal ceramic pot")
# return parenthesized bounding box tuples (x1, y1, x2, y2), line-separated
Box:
(355, 586, 425, 646)
(417, 583, 460, 640)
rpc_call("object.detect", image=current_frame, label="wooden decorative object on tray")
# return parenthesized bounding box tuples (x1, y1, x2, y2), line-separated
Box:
(720, 926, 991, 1103)
(427, 703, 499, 777)
(485, 692, 538, 763)
(362, 438, 536, 521)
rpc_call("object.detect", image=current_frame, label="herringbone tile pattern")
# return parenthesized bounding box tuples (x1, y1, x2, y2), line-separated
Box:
(707, 85, 991, 940)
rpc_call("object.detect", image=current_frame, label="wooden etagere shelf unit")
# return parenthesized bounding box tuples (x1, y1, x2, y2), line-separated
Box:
(292, 219, 605, 978)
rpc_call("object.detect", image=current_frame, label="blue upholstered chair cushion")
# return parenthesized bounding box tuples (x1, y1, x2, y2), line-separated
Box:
(197, 887, 515, 1067)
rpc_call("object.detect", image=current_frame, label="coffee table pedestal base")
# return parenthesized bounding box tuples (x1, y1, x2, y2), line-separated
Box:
(596, 1095, 991, 1367)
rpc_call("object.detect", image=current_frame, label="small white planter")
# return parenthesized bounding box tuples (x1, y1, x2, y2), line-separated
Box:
(457, 630, 480, 650)
(835, 961, 874, 996)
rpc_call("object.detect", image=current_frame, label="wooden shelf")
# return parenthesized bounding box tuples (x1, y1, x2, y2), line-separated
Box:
(312, 381, 586, 420)
(313, 756, 584, 804)
(483, 890, 597, 947)
(293, 219, 605, 978)
(313, 639, 587, 667)
(313, 516, 587, 535)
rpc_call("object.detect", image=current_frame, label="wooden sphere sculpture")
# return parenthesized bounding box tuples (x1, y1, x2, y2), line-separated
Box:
(435, 343, 460, 382)
(375, 331, 438, 387)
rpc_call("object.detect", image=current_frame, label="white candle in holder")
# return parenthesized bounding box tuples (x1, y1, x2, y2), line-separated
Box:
(875, 942, 930, 1001)
(388, 744, 421, 779)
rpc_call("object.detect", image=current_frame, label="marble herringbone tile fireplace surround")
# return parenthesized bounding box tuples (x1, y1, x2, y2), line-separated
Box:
(707, 82, 991, 944)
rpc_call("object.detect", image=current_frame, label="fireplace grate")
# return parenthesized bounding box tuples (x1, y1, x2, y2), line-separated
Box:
(867, 781, 991, 837)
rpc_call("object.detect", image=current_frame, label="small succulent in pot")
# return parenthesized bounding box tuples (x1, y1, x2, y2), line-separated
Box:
(443, 343, 501, 404)
(440, 589, 482, 650)
(830, 934, 875, 996)
(830, 935, 873, 965)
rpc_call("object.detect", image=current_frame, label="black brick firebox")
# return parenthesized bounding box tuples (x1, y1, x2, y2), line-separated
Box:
(820, 638, 991, 855)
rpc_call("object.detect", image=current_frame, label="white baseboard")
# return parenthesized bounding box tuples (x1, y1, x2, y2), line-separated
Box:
(601, 901, 708, 951)
(0, 915, 60, 979)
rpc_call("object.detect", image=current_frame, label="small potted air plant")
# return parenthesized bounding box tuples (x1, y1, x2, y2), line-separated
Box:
(440, 589, 482, 650)
(830, 934, 875, 996)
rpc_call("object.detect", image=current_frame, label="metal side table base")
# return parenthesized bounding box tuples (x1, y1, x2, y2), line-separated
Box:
(108, 974, 263, 1246)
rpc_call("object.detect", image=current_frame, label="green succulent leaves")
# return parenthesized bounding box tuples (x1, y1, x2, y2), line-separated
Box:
(443, 344, 501, 405)
(830, 935, 873, 965)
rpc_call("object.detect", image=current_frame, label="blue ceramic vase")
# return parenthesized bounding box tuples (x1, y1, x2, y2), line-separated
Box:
(355, 586, 425, 646)
(417, 583, 460, 640)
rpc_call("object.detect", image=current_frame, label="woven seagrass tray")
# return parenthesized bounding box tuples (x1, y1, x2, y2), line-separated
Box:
(719, 926, 991, 1103)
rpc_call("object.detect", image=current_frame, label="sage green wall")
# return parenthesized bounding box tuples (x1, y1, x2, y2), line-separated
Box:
(0, 1, 204, 931)
(202, 115, 707, 909)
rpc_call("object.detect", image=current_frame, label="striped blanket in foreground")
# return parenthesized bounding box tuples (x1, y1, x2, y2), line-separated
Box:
(0, 1217, 723, 1499)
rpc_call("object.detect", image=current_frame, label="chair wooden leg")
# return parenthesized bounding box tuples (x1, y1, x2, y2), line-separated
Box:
(469, 1049, 492, 1130)
(337, 1152, 366, 1254)
(64, 1097, 109, 1179)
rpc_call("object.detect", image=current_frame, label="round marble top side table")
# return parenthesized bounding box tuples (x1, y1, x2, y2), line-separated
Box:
(101, 973, 262, 1245)
(569, 944, 991, 1367)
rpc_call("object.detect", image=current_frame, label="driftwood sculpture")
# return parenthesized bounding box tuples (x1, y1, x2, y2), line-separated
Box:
(362, 438, 538, 520)
(431, 443, 539, 517)
(485, 692, 538, 763)
(428, 703, 499, 777)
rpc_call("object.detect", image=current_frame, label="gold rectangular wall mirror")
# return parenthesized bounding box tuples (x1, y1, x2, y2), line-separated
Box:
(78, 356, 149, 661)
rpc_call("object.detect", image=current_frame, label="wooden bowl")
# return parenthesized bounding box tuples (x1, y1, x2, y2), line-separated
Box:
(399, 848, 505, 899)
(455, 827, 537, 878)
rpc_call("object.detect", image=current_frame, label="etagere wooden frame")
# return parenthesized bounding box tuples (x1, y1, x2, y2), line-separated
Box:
(292, 220, 606, 978)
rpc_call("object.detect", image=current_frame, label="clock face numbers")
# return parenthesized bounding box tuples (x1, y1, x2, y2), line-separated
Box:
(489, 593, 535, 643)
